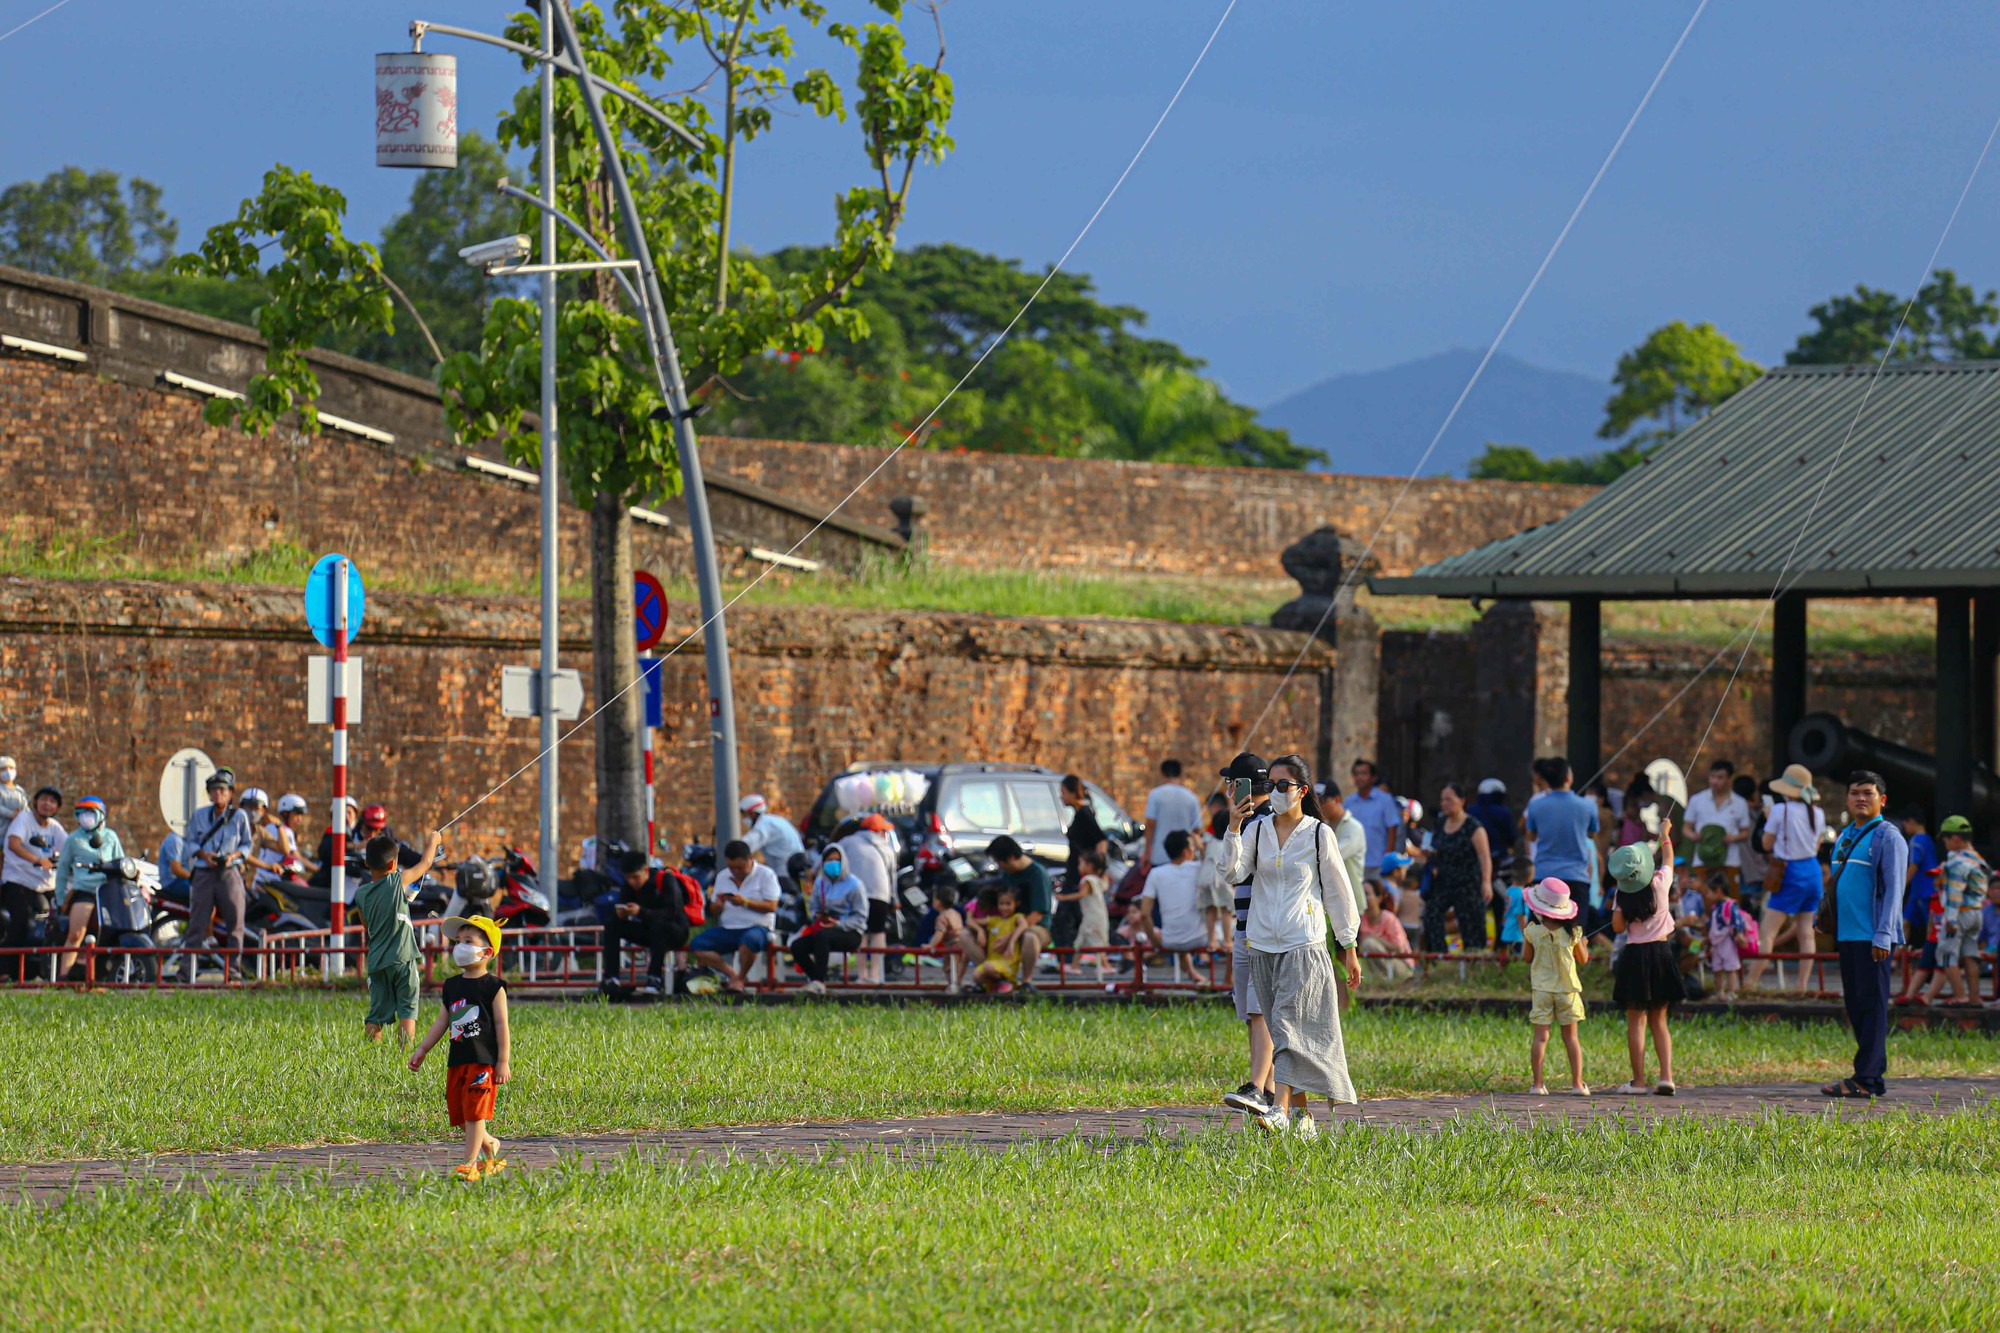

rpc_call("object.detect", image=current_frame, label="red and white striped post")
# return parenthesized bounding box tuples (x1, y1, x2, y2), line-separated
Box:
(642, 651, 656, 856)
(328, 558, 351, 977)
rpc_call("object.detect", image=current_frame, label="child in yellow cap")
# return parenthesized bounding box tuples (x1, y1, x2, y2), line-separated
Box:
(409, 916, 510, 1179)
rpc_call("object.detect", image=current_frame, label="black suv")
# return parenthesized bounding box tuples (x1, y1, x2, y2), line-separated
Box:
(802, 761, 1142, 886)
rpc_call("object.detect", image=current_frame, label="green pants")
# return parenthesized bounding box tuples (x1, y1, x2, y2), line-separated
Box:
(366, 960, 422, 1025)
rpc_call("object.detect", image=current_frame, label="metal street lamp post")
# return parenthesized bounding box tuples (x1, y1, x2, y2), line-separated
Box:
(390, 1, 744, 879)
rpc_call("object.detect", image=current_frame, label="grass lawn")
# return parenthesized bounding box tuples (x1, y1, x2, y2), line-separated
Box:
(2, 992, 1997, 1163)
(6, 1112, 1998, 1330)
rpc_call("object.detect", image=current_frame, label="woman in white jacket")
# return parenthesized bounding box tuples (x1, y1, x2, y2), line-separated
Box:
(1219, 753, 1364, 1135)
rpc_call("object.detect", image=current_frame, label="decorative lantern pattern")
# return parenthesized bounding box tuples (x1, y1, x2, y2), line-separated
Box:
(375, 52, 459, 169)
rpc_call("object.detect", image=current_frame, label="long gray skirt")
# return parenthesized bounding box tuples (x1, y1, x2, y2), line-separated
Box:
(1250, 943, 1357, 1104)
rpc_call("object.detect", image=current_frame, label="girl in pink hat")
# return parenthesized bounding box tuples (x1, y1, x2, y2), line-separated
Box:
(1522, 877, 1592, 1095)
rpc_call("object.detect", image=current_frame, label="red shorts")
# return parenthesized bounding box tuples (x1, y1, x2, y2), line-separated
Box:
(446, 1064, 498, 1126)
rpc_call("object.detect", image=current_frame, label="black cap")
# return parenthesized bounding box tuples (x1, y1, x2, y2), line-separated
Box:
(1219, 752, 1269, 782)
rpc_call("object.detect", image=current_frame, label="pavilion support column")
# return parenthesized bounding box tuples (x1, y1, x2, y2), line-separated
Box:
(1973, 592, 1999, 772)
(1770, 592, 1808, 781)
(1566, 596, 1601, 783)
(1937, 592, 1974, 822)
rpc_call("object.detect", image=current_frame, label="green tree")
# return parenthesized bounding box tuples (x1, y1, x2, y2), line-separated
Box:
(180, 0, 953, 852)
(711, 243, 1320, 467)
(0, 166, 176, 284)
(1786, 269, 2000, 365)
(1601, 320, 1763, 443)
(325, 133, 524, 375)
(1467, 440, 1650, 486)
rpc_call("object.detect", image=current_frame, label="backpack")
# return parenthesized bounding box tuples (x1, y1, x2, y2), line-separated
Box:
(1733, 901, 1759, 955)
(671, 867, 706, 927)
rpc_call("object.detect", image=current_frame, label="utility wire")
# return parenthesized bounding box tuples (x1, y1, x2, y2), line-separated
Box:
(439, 0, 1243, 833)
(1227, 0, 1712, 763)
(0, 0, 78, 44)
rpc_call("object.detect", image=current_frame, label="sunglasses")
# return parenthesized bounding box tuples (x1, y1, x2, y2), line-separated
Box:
(1270, 779, 1306, 793)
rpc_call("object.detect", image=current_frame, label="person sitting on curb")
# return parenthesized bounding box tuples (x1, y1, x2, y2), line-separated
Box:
(960, 836, 1050, 993)
(688, 841, 780, 994)
(602, 848, 690, 996)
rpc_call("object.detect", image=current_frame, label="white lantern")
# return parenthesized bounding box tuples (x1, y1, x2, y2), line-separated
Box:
(375, 52, 458, 169)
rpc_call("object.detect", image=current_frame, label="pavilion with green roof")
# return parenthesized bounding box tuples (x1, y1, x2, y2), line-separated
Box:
(1369, 360, 2000, 814)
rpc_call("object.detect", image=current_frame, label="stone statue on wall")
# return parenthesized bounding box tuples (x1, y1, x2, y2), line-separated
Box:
(1270, 527, 1377, 643)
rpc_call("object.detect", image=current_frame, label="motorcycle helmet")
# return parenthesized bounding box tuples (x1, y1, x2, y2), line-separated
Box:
(455, 856, 494, 900)
(74, 796, 106, 834)
(240, 787, 269, 810)
(358, 804, 389, 833)
(277, 793, 309, 815)
(207, 768, 236, 792)
(33, 785, 62, 807)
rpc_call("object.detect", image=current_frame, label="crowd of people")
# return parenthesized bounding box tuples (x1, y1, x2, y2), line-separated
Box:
(0, 755, 434, 982)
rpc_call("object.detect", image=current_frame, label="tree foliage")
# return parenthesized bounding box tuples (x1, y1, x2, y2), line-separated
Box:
(708, 243, 1321, 468)
(0, 167, 177, 284)
(1600, 320, 1762, 443)
(1785, 269, 2000, 365)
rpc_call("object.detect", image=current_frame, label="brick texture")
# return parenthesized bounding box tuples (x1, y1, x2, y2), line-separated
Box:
(700, 436, 1596, 579)
(0, 578, 1330, 867)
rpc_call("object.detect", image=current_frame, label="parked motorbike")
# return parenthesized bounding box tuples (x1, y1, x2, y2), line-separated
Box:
(74, 847, 159, 984)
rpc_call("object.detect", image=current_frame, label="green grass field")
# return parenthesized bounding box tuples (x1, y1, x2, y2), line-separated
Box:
(2, 993, 1997, 1163)
(7, 1113, 1997, 1330)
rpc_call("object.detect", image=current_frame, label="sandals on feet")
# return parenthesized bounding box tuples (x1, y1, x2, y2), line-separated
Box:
(1820, 1079, 1875, 1100)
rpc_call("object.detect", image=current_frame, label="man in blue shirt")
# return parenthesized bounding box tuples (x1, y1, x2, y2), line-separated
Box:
(1822, 770, 1908, 1099)
(1523, 757, 1599, 898)
(183, 768, 256, 974)
(1345, 760, 1405, 886)
(1897, 808, 1939, 942)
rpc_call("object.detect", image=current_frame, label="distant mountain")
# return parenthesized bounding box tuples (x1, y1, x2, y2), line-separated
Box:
(1259, 350, 1609, 478)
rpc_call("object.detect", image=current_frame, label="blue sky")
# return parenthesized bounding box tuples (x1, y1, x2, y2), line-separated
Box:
(6, 1, 2000, 410)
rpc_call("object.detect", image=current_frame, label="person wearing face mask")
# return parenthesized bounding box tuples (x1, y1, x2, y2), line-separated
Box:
(790, 847, 869, 996)
(53, 796, 126, 982)
(409, 915, 511, 1180)
(0, 758, 25, 829)
(3, 785, 65, 983)
(1219, 752, 1364, 1137)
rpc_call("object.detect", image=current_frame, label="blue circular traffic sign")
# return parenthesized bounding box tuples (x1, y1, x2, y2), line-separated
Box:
(634, 570, 667, 651)
(305, 553, 367, 648)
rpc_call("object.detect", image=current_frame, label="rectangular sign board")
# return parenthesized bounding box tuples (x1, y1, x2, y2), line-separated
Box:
(306, 656, 363, 725)
(501, 665, 584, 720)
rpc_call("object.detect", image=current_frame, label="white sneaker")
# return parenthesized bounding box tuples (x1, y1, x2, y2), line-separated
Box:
(802, 980, 827, 996)
(1255, 1107, 1291, 1134)
(1529, 1084, 1549, 1096)
(1608, 1081, 1651, 1096)
(1290, 1110, 1320, 1141)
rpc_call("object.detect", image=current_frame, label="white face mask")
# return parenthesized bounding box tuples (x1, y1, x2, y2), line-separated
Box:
(76, 810, 102, 832)
(1270, 787, 1300, 815)
(452, 943, 487, 967)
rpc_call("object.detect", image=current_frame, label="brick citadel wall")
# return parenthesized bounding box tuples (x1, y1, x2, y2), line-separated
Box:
(0, 579, 1331, 865)
(700, 436, 1595, 580)
(2, 262, 1595, 590)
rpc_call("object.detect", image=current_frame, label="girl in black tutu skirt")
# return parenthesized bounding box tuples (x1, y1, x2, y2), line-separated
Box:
(1607, 824, 1684, 1095)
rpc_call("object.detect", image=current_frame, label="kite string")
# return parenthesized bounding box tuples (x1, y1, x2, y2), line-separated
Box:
(1229, 0, 1712, 761)
(1674, 101, 2000, 786)
(437, 0, 1243, 834)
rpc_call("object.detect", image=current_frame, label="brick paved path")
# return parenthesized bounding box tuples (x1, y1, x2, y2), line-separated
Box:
(7, 1078, 1990, 1204)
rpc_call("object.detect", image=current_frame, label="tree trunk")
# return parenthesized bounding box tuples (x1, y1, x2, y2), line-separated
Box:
(590, 489, 647, 858)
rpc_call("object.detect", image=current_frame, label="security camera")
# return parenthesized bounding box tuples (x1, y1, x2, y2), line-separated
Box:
(458, 235, 533, 271)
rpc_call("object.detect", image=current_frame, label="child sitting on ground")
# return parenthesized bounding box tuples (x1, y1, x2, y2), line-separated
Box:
(409, 915, 511, 1180)
(1357, 880, 1413, 982)
(1068, 848, 1112, 981)
(1521, 878, 1590, 1096)
(970, 884, 1026, 994)
(924, 884, 966, 992)
(1703, 876, 1752, 1000)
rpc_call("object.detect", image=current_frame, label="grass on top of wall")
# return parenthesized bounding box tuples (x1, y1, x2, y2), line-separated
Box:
(0, 526, 1941, 647)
